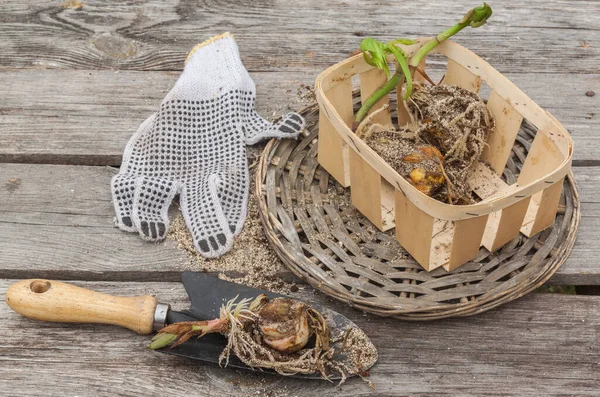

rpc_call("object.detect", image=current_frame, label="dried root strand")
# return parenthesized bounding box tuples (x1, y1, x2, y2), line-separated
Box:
(355, 103, 390, 139)
(409, 84, 494, 171)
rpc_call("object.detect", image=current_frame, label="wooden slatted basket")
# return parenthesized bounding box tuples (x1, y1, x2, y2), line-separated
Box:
(315, 39, 573, 272)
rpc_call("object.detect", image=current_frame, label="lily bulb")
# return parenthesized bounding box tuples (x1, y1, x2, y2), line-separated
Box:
(258, 298, 311, 353)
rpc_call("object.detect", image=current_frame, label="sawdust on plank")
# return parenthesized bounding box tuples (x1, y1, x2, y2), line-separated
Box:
(63, 0, 84, 9)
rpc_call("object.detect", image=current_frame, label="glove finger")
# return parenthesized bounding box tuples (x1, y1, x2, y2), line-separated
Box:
(132, 176, 178, 241)
(244, 111, 305, 145)
(216, 165, 249, 237)
(276, 113, 305, 136)
(120, 113, 157, 169)
(111, 174, 137, 232)
(181, 174, 233, 258)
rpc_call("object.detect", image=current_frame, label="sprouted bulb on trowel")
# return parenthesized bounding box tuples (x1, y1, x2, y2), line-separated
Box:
(149, 294, 359, 382)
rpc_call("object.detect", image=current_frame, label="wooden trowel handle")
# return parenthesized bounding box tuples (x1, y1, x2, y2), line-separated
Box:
(6, 279, 158, 335)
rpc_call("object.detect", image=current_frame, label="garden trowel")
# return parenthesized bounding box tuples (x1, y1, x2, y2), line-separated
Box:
(6, 272, 377, 380)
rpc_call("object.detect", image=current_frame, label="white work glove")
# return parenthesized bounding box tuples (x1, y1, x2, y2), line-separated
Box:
(111, 33, 304, 257)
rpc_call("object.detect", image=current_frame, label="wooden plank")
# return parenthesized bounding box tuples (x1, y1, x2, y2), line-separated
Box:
(0, 69, 315, 165)
(1, 163, 599, 284)
(0, 70, 597, 165)
(1, 280, 599, 396)
(0, 163, 296, 283)
(0, 0, 597, 74)
(0, 164, 190, 280)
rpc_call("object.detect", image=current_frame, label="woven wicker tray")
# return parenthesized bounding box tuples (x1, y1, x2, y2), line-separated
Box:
(256, 101, 580, 320)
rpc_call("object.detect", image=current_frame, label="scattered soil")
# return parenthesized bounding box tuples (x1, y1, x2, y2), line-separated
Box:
(296, 83, 316, 105)
(338, 327, 378, 383)
(365, 134, 446, 198)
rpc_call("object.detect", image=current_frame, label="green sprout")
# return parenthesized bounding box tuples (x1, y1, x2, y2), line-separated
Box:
(354, 3, 492, 127)
(360, 38, 417, 92)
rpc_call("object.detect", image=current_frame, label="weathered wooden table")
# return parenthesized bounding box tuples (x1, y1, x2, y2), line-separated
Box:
(1, 1, 599, 395)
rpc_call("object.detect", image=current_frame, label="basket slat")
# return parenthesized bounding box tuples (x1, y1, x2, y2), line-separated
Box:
(443, 58, 482, 93)
(395, 190, 435, 269)
(397, 58, 426, 127)
(317, 78, 353, 187)
(521, 177, 565, 237)
(469, 162, 508, 200)
(360, 68, 392, 126)
(317, 114, 349, 186)
(446, 215, 489, 271)
(349, 149, 394, 231)
(518, 128, 566, 186)
(380, 178, 396, 231)
(430, 220, 453, 271)
(482, 198, 531, 252)
(481, 91, 525, 175)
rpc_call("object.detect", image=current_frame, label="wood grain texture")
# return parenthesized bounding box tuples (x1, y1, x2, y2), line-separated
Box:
(0, 0, 598, 74)
(0, 163, 192, 280)
(1, 70, 597, 165)
(1, 280, 599, 397)
(0, 163, 596, 284)
(0, 69, 313, 165)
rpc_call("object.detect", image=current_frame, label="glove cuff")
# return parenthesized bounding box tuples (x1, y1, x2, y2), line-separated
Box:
(168, 32, 253, 101)
(186, 32, 236, 63)
(184, 32, 246, 77)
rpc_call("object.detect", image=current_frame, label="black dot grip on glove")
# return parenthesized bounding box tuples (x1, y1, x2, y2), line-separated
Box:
(111, 33, 305, 258)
